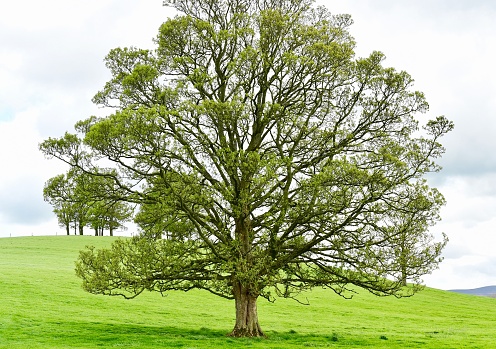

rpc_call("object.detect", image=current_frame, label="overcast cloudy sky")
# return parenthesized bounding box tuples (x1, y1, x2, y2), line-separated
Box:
(1, 0, 495, 290)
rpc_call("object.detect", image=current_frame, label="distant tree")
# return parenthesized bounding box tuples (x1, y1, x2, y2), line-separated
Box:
(43, 174, 71, 235)
(40, 0, 453, 337)
(52, 203, 75, 236)
(43, 171, 89, 235)
(87, 199, 133, 236)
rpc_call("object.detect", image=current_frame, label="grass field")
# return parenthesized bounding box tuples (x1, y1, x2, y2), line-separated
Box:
(0, 236, 495, 348)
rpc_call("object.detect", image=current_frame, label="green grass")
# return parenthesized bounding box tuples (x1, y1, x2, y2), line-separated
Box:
(0, 236, 495, 348)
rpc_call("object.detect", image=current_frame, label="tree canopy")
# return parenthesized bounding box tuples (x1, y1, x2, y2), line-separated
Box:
(39, 0, 453, 337)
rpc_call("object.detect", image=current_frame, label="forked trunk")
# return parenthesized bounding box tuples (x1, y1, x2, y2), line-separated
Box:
(228, 281, 265, 337)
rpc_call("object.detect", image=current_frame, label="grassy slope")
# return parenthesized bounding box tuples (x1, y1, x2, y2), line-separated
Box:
(0, 236, 495, 349)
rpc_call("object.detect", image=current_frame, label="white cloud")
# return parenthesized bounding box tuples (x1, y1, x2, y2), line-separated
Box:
(424, 255, 496, 290)
(0, 109, 66, 224)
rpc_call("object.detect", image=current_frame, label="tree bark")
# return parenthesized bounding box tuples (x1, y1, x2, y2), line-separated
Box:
(228, 281, 265, 337)
(401, 264, 407, 286)
(400, 243, 408, 286)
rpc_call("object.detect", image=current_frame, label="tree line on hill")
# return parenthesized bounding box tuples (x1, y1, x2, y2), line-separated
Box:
(43, 169, 133, 236)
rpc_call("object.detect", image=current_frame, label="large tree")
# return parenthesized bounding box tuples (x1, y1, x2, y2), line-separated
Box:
(40, 0, 453, 337)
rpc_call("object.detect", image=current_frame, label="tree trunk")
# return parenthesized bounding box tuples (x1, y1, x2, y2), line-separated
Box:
(65, 224, 70, 236)
(228, 281, 265, 337)
(400, 244, 408, 286)
(401, 264, 407, 286)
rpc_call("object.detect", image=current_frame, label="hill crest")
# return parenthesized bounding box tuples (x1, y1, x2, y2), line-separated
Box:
(449, 285, 496, 297)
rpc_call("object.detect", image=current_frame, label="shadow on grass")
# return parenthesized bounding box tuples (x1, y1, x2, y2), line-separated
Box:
(24, 321, 352, 348)
(47, 321, 227, 346)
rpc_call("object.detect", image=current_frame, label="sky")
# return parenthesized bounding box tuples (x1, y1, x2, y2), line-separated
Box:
(0, 0, 495, 291)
